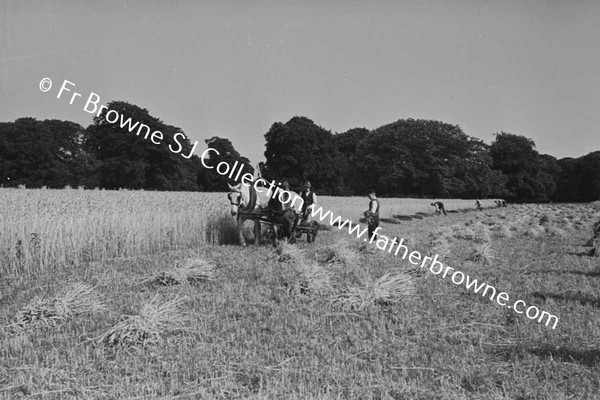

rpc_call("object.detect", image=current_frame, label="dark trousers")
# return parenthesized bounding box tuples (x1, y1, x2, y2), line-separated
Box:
(368, 216, 379, 240)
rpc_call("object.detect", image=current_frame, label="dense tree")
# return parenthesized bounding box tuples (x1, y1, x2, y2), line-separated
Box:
(199, 137, 253, 191)
(45, 119, 99, 188)
(353, 119, 506, 197)
(0, 118, 96, 188)
(490, 132, 537, 201)
(555, 157, 579, 202)
(555, 152, 600, 202)
(84, 101, 201, 191)
(576, 152, 600, 201)
(332, 128, 369, 195)
(263, 116, 343, 194)
(490, 132, 561, 202)
(2, 110, 597, 202)
(537, 154, 561, 201)
(451, 140, 509, 198)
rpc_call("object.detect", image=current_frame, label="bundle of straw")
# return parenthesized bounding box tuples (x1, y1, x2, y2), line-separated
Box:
(330, 272, 415, 311)
(276, 241, 304, 263)
(325, 239, 360, 266)
(143, 258, 216, 287)
(10, 283, 106, 330)
(468, 242, 496, 266)
(285, 261, 333, 296)
(97, 295, 188, 348)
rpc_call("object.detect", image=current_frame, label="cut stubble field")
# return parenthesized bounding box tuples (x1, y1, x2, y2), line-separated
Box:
(1, 188, 599, 399)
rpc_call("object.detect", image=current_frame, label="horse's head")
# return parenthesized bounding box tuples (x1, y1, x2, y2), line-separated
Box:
(227, 183, 243, 216)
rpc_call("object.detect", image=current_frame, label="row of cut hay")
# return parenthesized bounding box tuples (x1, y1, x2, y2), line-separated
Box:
(458, 222, 496, 266)
(426, 219, 497, 267)
(503, 203, 600, 236)
(428, 227, 454, 255)
(275, 237, 417, 308)
(99, 257, 216, 347)
(8, 262, 201, 349)
(282, 261, 334, 296)
(96, 295, 188, 348)
(276, 241, 335, 296)
(142, 257, 216, 287)
(456, 220, 492, 243)
(586, 219, 600, 257)
(468, 209, 574, 240)
(324, 239, 361, 266)
(276, 237, 367, 267)
(9, 283, 107, 330)
(276, 240, 306, 263)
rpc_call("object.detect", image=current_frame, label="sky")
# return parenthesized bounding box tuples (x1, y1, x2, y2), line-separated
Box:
(1, 0, 599, 165)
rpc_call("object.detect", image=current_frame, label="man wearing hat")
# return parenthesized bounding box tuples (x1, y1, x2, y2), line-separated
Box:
(364, 189, 380, 240)
(300, 180, 318, 222)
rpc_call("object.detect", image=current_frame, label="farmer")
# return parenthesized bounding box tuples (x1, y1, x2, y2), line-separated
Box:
(431, 201, 447, 215)
(279, 180, 294, 210)
(300, 181, 318, 222)
(475, 199, 483, 211)
(364, 189, 380, 240)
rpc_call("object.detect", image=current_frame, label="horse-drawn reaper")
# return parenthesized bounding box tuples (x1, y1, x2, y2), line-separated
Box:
(227, 182, 318, 246)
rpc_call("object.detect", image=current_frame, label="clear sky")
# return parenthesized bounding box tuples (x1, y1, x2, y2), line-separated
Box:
(1, 0, 599, 164)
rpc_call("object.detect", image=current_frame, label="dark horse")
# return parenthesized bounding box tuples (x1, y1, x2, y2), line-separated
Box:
(267, 187, 300, 244)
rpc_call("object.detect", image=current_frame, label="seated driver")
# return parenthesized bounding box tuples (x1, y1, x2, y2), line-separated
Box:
(300, 181, 318, 222)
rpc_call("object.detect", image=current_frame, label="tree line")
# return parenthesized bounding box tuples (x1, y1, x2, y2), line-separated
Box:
(1, 101, 598, 202)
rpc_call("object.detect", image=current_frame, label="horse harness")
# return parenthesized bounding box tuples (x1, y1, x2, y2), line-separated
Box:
(227, 192, 242, 207)
(227, 187, 259, 220)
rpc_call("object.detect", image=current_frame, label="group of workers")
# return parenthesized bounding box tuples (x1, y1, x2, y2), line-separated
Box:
(276, 179, 506, 243)
(276, 180, 318, 222)
(432, 199, 507, 214)
(275, 180, 381, 240)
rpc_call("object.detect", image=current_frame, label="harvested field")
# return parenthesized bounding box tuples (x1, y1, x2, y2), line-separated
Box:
(1, 189, 599, 399)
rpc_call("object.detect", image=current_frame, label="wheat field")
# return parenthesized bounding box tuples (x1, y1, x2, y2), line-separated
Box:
(1, 188, 599, 399)
(0, 188, 495, 275)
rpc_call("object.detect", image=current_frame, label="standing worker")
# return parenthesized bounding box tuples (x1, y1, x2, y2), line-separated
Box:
(364, 189, 380, 240)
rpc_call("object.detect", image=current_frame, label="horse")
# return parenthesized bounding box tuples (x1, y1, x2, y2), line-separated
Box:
(227, 182, 271, 246)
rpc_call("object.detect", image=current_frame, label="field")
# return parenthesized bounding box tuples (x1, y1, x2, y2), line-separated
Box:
(1, 188, 599, 399)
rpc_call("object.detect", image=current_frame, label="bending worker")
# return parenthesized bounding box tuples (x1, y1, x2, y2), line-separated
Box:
(431, 201, 447, 215)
